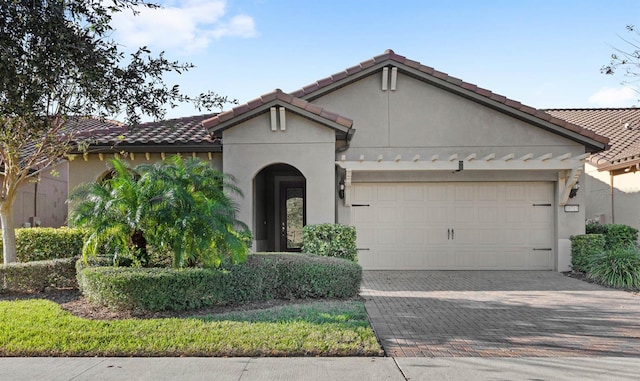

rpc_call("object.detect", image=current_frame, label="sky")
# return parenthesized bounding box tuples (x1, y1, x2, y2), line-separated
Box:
(108, 0, 640, 120)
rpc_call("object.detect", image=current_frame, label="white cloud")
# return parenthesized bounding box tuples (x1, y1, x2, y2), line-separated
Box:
(110, 0, 256, 54)
(588, 86, 638, 107)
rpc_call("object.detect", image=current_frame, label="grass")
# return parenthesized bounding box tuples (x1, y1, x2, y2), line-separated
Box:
(0, 299, 382, 357)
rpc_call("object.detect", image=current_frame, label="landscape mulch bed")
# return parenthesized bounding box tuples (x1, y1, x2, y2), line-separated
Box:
(0, 289, 340, 320)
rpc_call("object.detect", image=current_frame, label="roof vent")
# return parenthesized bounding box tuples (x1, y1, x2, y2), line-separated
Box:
(625, 122, 632, 130)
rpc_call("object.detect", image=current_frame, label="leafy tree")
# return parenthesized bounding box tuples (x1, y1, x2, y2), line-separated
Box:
(69, 156, 250, 268)
(0, 0, 232, 264)
(602, 24, 640, 86)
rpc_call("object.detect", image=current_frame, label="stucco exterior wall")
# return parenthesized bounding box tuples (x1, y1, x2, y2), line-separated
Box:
(7, 161, 69, 228)
(222, 111, 336, 248)
(585, 163, 640, 233)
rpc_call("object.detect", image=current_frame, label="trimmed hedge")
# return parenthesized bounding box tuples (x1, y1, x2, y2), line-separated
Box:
(302, 224, 357, 262)
(0, 227, 85, 262)
(570, 234, 606, 273)
(586, 223, 638, 250)
(1, 257, 78, 292)
(77, 253, 362, 311)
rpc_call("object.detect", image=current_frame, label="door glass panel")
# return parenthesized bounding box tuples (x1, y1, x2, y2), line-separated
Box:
(286, 187, 304, 249)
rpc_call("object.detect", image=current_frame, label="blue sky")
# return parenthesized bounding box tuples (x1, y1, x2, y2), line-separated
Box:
(110, 0, 640, 120)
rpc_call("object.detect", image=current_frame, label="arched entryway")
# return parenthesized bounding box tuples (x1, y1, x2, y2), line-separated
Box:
(253, 163, 306, 252)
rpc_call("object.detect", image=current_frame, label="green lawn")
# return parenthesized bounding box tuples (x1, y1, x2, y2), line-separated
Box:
(0, 299, 382, 357)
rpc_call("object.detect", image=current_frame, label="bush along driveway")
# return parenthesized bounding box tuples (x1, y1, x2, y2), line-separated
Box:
(361, 270, 640, 357)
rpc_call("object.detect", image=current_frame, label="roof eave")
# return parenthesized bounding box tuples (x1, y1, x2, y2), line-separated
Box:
(71, 143, 222, 154)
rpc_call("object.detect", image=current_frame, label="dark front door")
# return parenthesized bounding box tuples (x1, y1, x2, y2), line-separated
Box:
(280, 181, 305, 252)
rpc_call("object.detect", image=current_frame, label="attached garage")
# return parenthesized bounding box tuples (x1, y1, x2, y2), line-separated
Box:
(352, 182, 554, 270)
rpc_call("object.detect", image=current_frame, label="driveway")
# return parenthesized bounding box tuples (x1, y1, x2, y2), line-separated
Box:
(361, 271, 640, 357)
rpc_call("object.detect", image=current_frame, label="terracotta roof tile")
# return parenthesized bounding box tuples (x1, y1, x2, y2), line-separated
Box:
(345, 65, 362, 75)
(461, 82, 478, 91)
(489, 93, 507, 104)
(546, 108, 640, 168)
(76, 114, 218, 148)
(359, 59, 376, 70)
(475, 88, 492, 98)
(445, 76, 463, 86)
(291, 97, 307, 109)
(260, 92, 277, 103)
(431, 70, 448, 80)
(331, 71, 349, 82)
(404, 58, 421, 69)
(316, 77, 333, 87)
(418, 65, 434, 74)
(247, 98, 263, 110)
(304, 103, 323, 115)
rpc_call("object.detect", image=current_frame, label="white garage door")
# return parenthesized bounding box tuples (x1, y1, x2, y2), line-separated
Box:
(352, 182, 554, 270)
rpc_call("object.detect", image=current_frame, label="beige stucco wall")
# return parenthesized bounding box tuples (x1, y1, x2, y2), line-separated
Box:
(7, 161, 69, 228)
(585, 163, 640, 233)
(313, 70, 588, 271)
(222, 111, 336, 249)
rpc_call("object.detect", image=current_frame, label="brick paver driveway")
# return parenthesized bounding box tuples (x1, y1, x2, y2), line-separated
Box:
(361, 271, 640, 357)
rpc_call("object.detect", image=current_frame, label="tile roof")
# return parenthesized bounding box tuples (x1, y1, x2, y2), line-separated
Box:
(289, 49, 608, 149)
(71, 114, 219, 151)
(546, 108, 640, 170)
(201, 89, 353, 132)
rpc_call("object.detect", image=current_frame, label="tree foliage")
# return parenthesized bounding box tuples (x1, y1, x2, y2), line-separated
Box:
(68, 156, 250, 268)
(602, 24, 640, 86)
(0, 0, 233, 263)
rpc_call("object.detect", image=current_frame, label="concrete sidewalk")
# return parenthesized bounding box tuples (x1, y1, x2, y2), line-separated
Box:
(2, 357, 640, 381)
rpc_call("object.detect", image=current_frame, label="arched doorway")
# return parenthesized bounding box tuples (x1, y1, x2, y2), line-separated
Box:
(253, 164, 306, 252)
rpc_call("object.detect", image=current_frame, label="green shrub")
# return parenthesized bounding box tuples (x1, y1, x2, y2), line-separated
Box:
(586, 223, 638, 250)
(587, 246, 640, 289)
(570, 234, 606, 272)
(77, 253, 362, 311)
(302, 224, 357, 262)
(1, 257, 78, 292)
(0, 227, 86, 262)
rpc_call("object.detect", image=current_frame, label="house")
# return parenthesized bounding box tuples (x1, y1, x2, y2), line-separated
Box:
(546, 108, 640, 233)
(67, 50, 608, 271)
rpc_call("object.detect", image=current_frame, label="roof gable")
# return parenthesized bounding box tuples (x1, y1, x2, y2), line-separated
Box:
(291, 49, 608, 152)
(546, 108, 640, 170)
(202, 89, 353, 139)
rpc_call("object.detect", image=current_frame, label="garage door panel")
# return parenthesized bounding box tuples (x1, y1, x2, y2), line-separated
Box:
(403, 228, 426, 245)
(352, 182, 554, 270)
(427, 185, 448, 201)
(404, 186, 424, 201)
(504, 184, 526, 201)
(404, 207, 425, 224)
(454, 206, 476, 223)
(376, 206, 398, 223)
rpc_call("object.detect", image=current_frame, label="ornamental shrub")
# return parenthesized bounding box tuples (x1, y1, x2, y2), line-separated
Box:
(586, 246, 640, 289)
(77, 253, 362, 311)
(0, 227, 85, 262)
(302, 224, 357, 262)
(570, 234, 606, 272)
(586, 223, 638, 250)
(1, 257, 78, 292)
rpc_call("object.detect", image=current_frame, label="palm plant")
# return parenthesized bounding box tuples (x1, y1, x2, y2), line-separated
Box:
(68, 158, 150, 265)
(69, 155, 250, 268)
(137, 155, 249, 268)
